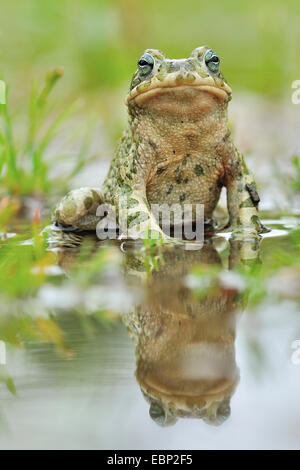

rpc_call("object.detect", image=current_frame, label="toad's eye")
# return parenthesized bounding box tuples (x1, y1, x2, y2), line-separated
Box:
(204, 49, 220, 73)
(138, 53, 154, 76)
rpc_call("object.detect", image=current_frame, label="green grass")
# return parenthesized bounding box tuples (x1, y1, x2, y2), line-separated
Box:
(0, 69, 95, 198)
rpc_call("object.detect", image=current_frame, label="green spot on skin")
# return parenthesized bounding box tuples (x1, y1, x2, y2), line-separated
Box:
(251, 214, 265, 232)
(175, 166, 184, 183)
(127, 198, 139, 208)
(240, 198, 254, 208)
(84, 197, 93, 210)
(91, 190, 101, 204)
(166, 184, 173, 195)
(127, 211, 149, 227)
(239, 153, 249, 174)
(194, 164, 204, 176)
(120, 184, 133, 195)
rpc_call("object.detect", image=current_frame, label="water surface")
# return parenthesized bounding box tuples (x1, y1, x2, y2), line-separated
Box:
(0, 215, 300, 450)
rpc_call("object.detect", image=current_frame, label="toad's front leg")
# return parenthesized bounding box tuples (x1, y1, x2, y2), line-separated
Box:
(225, 149, 269, 237)
(116, 186, 175, 243)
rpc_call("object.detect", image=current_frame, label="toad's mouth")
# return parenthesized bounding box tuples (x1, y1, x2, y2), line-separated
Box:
(126, 75, 232, 106)
(139, 377, 237, 415)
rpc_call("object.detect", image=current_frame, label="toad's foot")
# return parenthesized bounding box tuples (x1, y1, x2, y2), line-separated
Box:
(221, 215, 270, 240)
(54, 187, 103, 231)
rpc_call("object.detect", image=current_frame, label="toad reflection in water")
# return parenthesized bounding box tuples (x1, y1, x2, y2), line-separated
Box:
(123, 235, 259, 427)
(53, 232, 260, 427)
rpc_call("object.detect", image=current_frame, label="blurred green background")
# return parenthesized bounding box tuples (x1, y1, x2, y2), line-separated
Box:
(1, 0, 299, 101)
(0, 0, 299, 199)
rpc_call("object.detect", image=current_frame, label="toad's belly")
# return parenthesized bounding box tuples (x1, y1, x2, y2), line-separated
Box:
(146, 156, 223, 221)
